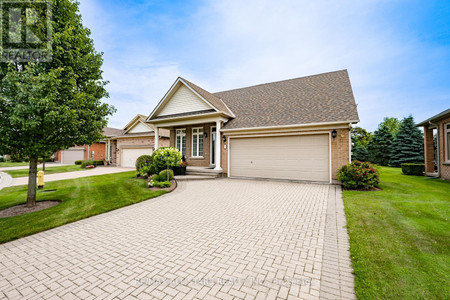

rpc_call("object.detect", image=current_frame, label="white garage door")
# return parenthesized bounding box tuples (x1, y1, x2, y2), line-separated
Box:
(61, 149, 84, 164)
(230, 134, 330, 182)
(121, 148, 153, 168)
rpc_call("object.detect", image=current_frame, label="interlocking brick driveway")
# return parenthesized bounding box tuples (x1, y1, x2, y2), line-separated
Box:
(0, 179, 355, 300)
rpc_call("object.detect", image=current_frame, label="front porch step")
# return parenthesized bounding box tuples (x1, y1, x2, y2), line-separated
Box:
(175, 175, 220, 181)
(185, 171, 222, 178)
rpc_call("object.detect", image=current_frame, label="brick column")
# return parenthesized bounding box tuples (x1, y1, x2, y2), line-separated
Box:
(424, 126, 435, 173)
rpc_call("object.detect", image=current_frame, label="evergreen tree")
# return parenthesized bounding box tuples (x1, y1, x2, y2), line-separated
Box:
(351, 126, 372, 161)
(389, 116, 424, 166)
(368, 124, 394, 166)
(0, 0, 115, 206)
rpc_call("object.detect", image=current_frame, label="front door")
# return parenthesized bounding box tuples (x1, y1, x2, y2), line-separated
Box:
(210, 126, 216, 165)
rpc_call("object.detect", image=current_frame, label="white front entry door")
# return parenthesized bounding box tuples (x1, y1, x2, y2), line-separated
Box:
(121, 148, 153, 168)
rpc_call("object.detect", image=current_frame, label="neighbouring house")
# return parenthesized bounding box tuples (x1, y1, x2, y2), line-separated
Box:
(146, 70, 359, 183)
(417, 108, 450, 181)
(54, 127, 123, 164)
(110, 114, 170, 167)
(55, 115, 170, 166)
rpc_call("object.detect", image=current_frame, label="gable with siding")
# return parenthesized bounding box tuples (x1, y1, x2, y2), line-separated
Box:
(158, 85, 213, 117)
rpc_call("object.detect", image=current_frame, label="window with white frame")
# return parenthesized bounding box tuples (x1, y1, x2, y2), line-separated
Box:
(446, 123, 450, 161)
(176, 129, 186, 156)
(192, 127, 204, 157)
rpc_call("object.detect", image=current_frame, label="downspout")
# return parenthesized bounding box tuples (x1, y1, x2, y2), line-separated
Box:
(429, 121, 440, 177)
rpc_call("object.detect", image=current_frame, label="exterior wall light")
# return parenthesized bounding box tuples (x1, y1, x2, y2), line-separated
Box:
(222, 135, 227, 143)
(332, 130, 337, 138)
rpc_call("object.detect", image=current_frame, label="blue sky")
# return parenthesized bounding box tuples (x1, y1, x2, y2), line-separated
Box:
(79, 0, 450, 132)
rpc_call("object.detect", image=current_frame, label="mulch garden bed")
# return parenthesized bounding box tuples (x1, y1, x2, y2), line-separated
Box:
(0, 200, 61, 219)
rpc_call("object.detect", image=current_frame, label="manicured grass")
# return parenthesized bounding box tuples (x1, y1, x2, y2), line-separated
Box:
(4, 165, 87, 178)
(0, 162, 29, 168)
(0, 171, 165, 244)
(343, 167, 450, 299)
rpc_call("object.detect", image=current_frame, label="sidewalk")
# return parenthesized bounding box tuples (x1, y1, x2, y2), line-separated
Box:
(0, 163, 70, 171)
(1, 167, 134, 188)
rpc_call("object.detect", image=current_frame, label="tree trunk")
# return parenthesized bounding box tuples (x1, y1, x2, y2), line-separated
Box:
(27, 157, 38, 207)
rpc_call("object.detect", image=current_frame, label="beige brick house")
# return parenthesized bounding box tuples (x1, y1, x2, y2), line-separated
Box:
(417, 108, 450, 181)
(146, 70, 360, 183)
(109, 115, 170, 167)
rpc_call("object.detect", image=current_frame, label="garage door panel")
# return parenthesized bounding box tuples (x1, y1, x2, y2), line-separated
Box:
(121, 148, 153, 168)
(61, 149, 84, 165)
(230, 134, 329, 182)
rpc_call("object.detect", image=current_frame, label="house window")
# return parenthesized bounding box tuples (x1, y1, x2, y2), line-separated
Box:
(446, 124, 450, 161)
(176, 129, 186, 156)
(192, 127, 204, 157)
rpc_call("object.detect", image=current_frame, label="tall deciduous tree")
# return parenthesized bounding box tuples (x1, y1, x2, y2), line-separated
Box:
(380, 117, 401, 137)
(369, 123, 394, 166)
(389, 116, 424, 167)
(0, 0, 115, 206)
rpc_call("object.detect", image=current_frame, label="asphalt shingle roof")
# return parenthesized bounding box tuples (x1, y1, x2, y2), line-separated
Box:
(213, 70, 359, 129)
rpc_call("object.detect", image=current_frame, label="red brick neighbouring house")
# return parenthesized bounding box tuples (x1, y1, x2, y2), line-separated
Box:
(417, 108, 450, 181)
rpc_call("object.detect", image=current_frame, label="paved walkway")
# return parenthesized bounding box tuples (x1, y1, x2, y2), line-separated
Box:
(0, 163, 70, 171)
(0, 167, 134, 188)
(0, 179, 355, 300)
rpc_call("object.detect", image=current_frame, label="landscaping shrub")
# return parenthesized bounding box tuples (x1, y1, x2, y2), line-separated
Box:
(10, 153, 24, 162)
(74, 160, 83, 165)
(93, 160, 104, 166)
(338, 161, 380, 190)
(401, 163, 425, 176)
(135, 155, 153, 171)
(152, 147, 182, 173)
(37, 157, 53, 163)
(158, 169, 174, 182)
(149, 179, 171, 188)
(0, 156, 4, 162)
(80, 160, 95, 168)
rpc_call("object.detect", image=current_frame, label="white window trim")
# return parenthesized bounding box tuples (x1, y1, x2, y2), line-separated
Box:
(176, 128, 186, 156)
(445, 123, 450, 162)
(192, 127, 204, 157)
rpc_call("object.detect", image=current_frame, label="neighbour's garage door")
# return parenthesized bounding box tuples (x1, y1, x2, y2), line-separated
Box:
(230, 134, 330, 182)
(61, 149, 84, 165)
(121, 148, 153, 168)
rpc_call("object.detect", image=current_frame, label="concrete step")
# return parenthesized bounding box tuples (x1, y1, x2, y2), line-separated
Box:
(186, 171, 222, 177)
(175, 175, 219, 181)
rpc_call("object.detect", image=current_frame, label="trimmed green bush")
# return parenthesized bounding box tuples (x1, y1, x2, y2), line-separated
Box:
(401, 163, 425, 176)
(81, 160, 95, 168)
(37, 157, 53, 163)
(152, 147, 182, 173)
(158, 169, 174, 182)
(74, 160, 83, 165)
(338, 161, 380, 190)
(154, 181, 171, 188)
(93, 160, 104, 165)
(135, 155, 153, 171)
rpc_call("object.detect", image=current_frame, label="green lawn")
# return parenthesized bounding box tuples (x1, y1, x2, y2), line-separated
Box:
(0, 162, 29, 168)
(0, 171, 165, 244)
(4, 165, 86, 178)
(343, 167, 450, 299)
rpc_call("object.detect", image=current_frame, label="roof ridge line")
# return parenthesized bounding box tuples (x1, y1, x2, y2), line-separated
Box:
(213, 69, 348, 95)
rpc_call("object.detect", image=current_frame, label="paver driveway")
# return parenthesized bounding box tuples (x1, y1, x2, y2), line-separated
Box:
(0, 179, 355, 300)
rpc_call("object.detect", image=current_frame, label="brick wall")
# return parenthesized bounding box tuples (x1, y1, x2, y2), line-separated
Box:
(423, 126, 435, 173)
(437, 117, 450, 181)
(83, 143, 107, 161)
(331, 129, 350, 180)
